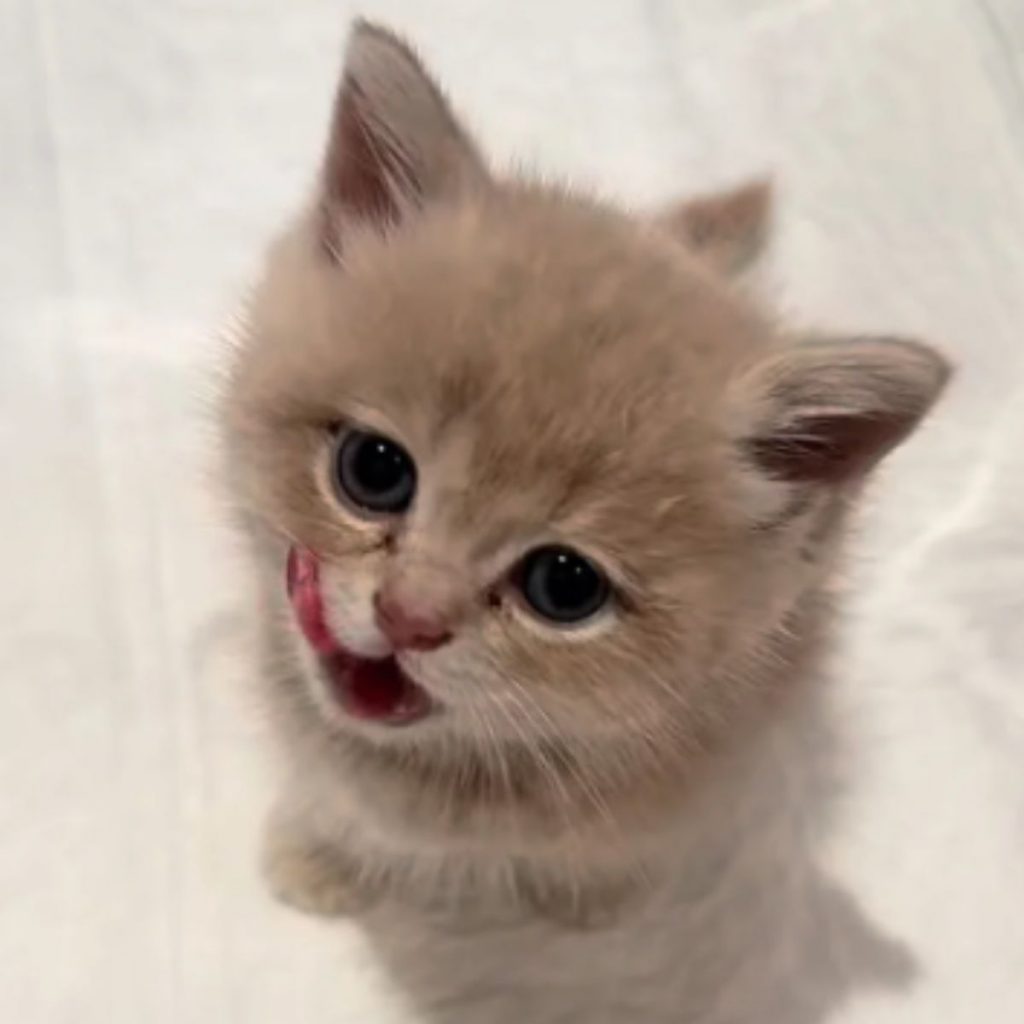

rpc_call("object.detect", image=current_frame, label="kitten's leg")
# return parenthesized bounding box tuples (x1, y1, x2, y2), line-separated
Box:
(261, 811, 379, 917)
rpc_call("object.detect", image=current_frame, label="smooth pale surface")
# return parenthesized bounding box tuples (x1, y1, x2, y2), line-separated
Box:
(2, 0, 1022, 1021)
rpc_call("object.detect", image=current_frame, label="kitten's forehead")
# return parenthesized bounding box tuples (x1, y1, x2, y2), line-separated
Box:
(248, 186, 772, 560)
(333, 187, 770, 438)
(311, 192, 767, 559)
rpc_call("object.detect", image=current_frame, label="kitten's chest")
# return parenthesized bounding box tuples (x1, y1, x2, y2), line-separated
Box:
(343, 703, 876, 1024)
(357, 846, 819, 1024)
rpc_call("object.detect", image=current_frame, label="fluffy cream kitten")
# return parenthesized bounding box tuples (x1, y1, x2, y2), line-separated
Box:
(222, 20, 949, 1022)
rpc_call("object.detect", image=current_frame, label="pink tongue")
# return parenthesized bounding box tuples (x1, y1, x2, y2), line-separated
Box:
(286, 547, 339, 655)
(347, 657, 412, 717)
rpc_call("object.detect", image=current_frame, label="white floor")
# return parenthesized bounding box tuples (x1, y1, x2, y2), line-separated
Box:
(3, 1, 1024, 1021)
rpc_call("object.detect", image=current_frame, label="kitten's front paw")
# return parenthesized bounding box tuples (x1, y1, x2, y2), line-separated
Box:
(262, 827, 376, 918)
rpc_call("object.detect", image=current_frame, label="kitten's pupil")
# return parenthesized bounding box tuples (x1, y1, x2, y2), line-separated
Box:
(334, 429, 416, 513)
(521, 547, 609, 624)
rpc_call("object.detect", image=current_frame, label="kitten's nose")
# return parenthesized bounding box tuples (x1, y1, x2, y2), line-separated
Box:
(373, 590, 453, 652)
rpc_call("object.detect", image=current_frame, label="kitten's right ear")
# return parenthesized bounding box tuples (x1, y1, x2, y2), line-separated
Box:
(736, 336, 951, 487)
(319, 20, 488, 257)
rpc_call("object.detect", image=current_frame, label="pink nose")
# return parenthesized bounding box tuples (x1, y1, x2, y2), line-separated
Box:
(373, 591, 453, 652)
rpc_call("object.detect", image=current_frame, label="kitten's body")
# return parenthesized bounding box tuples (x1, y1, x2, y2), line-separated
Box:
(360, 692, 910, 1024)
(223, 22, 947, 1022)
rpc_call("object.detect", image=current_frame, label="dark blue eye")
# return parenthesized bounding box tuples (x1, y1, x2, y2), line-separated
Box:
(333, 430, 416, 514)
(520, 546, 610, 624)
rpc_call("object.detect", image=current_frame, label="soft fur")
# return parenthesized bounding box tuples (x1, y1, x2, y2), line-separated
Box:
(221, 20, 950, 1022)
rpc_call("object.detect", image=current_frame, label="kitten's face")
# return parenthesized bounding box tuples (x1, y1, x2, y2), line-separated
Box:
(224, 23, 948, 765)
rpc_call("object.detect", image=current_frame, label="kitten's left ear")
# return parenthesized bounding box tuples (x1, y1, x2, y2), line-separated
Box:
(319, 20, 488, 256)
(737, 337, 952, 485)
(658, 179, 772, 274)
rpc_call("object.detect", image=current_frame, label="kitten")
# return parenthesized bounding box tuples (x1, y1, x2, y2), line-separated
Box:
(222, 20, 949, 1022)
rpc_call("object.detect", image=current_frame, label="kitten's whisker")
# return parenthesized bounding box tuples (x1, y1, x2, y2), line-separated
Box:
(501, 682, 625, 846)
(488, 689, 579, 834)
(464, 699, 514, 800)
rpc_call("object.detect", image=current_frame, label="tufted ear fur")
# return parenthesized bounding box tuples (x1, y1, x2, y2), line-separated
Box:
(658, 178, 772, 274)
(319, 20, 488, 256)
(737, 337, 951, 485)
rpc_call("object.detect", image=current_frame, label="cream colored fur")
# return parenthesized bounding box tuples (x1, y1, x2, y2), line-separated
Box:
(221, 20, 949, 1023)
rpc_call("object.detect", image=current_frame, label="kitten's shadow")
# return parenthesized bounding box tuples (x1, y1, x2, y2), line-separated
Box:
(359, 695, 917, 1024)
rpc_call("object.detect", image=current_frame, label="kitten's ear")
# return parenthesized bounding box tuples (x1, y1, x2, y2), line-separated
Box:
(737, 337, 951, 484)
(319, 20, 488, 255)
(658, 179, 772, 274)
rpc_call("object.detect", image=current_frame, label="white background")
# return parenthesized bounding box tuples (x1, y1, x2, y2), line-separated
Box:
(2, 1, 1023, 1020)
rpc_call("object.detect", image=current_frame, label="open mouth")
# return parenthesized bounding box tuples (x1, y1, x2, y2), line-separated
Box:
(285, 547, 433, 726)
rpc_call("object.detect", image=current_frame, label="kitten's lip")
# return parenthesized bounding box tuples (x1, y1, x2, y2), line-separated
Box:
(285, 546, 433, 726)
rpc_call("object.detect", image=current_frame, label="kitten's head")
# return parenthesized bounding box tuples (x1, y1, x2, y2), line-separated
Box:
(224, 22, 948, 772)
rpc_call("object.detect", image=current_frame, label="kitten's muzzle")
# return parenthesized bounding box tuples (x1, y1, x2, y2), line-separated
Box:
(373, 588, 453, 652)
(285, 547, 434, 726)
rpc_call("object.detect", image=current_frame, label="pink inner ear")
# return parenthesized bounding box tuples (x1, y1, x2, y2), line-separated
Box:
(748, 411, 910, 484)
(320, 77, 412, 255)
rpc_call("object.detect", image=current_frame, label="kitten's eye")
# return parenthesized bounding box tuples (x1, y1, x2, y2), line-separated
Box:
(520, 546, 610, 625)
(333, 429, 416, 514)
